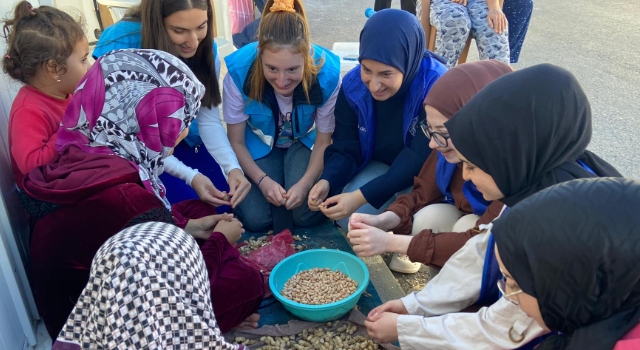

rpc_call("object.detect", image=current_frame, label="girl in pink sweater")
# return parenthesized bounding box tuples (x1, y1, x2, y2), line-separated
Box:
(2, 1, 90, 188)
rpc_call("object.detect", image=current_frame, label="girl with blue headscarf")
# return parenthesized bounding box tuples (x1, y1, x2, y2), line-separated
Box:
(308, 9, 447, 230)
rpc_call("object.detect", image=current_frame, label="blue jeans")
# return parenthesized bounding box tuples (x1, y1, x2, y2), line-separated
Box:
(336, 161, 412, 230)
(503, 0, 533, 63)
(235, 142, 325, 232)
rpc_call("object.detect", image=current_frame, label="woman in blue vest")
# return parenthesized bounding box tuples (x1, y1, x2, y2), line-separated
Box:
(347, 60, 511, 275)
(224, 0, 341, 232)
(307, 9, 448, 230)
(363, 64, 622, 349)
(94, 0, 251, 209)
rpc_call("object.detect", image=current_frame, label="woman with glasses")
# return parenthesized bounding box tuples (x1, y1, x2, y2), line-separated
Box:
(306, 9, 447, 230)
(347, 60, 511, 275)
(363, 64, 622, 349)
(493, 177, 640, 350)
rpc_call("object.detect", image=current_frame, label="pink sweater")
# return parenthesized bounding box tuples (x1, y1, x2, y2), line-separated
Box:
(9, 85, 71, 188)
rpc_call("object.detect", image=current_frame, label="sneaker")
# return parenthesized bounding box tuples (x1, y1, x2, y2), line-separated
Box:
(389, 253, 421, 274)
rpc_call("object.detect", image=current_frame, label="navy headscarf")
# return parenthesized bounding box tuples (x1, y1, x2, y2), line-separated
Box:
(359, 9, 426, 94)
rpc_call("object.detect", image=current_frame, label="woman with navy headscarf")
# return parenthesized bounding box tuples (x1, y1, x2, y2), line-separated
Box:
(307, 9, 447, 230)
(363, 64, 622, 349)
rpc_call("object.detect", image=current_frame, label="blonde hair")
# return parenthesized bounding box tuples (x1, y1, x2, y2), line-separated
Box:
(248, 0, 323, 103)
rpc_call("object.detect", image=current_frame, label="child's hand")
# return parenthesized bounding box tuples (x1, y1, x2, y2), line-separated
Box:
(214, 218, 245, 244)
(184, 213, 234, 240)
(450, 0, 468, 6)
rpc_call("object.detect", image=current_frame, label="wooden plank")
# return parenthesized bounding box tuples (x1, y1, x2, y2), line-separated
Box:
(98, 3, 114, 29)
(210, 0, 217, 38)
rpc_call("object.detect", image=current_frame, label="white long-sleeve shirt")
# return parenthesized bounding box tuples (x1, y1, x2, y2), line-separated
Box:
(197, 104, 242, 177)
(164, 50, 241, 184)
(396, 207, 548, 349)
(163, 155, 199, 186)
(196, 52, 242, 178)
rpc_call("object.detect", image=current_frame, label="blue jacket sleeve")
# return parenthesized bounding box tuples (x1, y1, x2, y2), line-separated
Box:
(92, 21, 142, 59)
(319, 88, 362, 197)
(359, 109, 432, 209)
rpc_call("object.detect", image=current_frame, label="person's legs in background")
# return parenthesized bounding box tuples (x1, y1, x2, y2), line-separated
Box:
(374, 0, 417, 14)
(284, 142, 327, 227)
(228, 0, 256, 34)
(467, 0, 510, 64)
(430, 0, 472, 68)
(234, 148, 285, 232)
(254, 0, 267, 13)
(374, 0, 392, 11)
(400, 204, 479, 278)
(451, 213, 480, 232)
(388, 203, 462, 274)
(502, 0, 533, 63)
(400, 0, 417, 15)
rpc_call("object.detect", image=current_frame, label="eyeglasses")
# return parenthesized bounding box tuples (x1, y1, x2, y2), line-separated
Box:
(497, 279, 523, 306)
(420, 120, 451, 148)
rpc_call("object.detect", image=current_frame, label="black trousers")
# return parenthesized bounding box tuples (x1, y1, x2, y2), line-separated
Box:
(374, 0, 417, 15)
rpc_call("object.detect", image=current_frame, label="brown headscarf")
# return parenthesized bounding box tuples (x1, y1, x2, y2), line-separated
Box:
(424, 60, 513, 118)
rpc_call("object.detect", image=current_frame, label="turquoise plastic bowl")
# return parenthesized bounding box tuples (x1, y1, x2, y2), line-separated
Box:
(269, 249, 370, 322)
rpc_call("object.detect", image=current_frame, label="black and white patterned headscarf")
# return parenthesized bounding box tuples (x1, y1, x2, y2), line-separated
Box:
(53, 222, 243, 350)
(56, 49, 205, 209)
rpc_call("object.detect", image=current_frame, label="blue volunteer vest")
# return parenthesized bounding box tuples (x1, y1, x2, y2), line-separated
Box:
(340, 53, 447, 172)
(224, 42, 340, 160)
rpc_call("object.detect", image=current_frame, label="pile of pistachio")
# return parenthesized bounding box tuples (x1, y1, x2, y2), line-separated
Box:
(234, 321, 379, 350)
(238, 231, 305, 256)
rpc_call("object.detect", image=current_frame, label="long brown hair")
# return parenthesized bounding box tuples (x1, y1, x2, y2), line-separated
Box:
(2, 1, 85, 84)
(127, 0, 220, 108)
(248, 0, 323, 102)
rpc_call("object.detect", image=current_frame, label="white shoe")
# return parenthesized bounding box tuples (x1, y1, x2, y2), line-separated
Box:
(389, 253, 421, 274)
